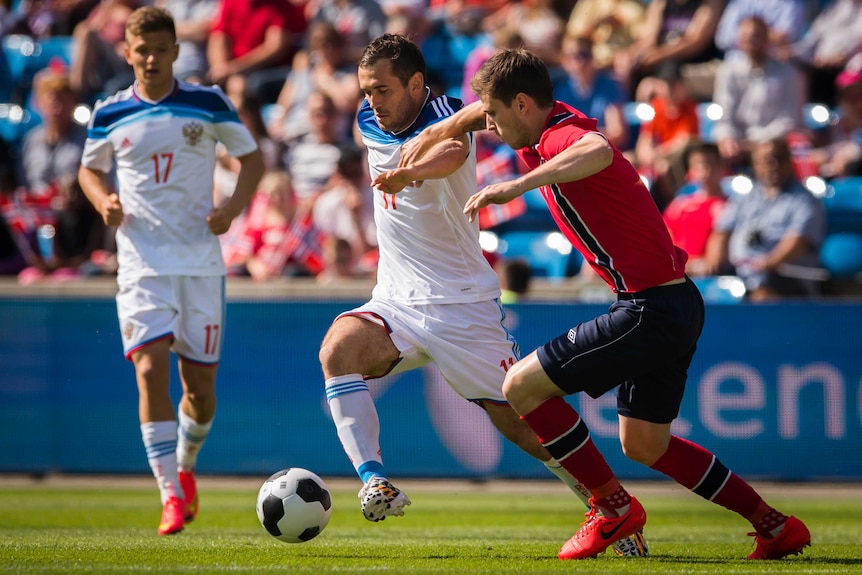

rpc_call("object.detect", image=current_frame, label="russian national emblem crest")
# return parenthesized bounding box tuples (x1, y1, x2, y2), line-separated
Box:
(182, 121, 204, 146)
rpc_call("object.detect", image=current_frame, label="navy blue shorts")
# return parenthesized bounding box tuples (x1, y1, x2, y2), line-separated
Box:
(537, 277, 705, 424)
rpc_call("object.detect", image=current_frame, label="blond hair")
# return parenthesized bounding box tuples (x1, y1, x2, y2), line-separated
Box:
(125, 6, 176, 43)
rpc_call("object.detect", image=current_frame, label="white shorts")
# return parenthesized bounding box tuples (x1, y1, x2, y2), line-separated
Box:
(116, 275, 226, 364)
(339, 298, 520, 403)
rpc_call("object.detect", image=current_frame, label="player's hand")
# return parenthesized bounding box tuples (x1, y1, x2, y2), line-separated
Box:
(100, 193, 124, 226)
(372, 167, 419, 194)
(207, 206, 235, 235)
(463, 181, 523, 222)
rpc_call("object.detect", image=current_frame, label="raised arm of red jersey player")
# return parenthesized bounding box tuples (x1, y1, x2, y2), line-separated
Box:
(399, 101, 487, 169)
(464, 132, 613, 221)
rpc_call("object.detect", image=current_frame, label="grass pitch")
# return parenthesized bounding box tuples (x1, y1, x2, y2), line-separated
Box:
(0, 476, 860, 574)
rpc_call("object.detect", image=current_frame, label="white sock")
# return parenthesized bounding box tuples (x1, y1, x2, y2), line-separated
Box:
(177, 408, 212, 472)
(141, 421, 182, 503)
(544, 457, 591, 508)
(325, 374, 385, 483)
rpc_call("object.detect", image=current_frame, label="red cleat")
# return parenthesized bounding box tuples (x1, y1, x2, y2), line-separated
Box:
(746, 516, 811, 560)
(158, 496, 185, 536)
(559, 496, 647, 560)
(179, 470, 199, 523)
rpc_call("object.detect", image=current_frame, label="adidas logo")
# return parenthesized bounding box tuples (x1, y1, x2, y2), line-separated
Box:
(120, 137, 133, 149)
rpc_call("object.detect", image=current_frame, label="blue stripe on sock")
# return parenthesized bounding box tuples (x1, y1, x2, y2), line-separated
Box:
(325, 380, 369, 400)
(357, 461, 386, 484)
(145, 440, 176, 458)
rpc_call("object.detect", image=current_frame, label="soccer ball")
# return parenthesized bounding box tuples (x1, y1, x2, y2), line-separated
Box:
(256, 468, 333, 543)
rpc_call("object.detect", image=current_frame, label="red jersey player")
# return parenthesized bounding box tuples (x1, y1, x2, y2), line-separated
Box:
(399, 48, 811, 562)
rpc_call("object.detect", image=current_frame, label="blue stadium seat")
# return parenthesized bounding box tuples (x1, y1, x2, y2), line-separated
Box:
(803, 103, 834, 131)
(820, 233, 862, 278)
(1, 34, 36, 82)
(696, 102, 722, 142)
(34, 36, 75, 70)
(822, 177, 862, 235)
(497, 230, 581, 281)
(691, 275, 746, 303)
(485, 188, 556, 234)
(260, 103, 280, 127)
(0, 103, 36, 147)
(1, 35, 74, 106)
(623, 101, 654, 145)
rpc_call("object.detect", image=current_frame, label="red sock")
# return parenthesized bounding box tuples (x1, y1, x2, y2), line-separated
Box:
(521, 397, 615, 492)
(651, 436, 765, 522)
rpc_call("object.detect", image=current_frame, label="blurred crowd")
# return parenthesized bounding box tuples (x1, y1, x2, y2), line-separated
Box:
(1, 0, 861, 301)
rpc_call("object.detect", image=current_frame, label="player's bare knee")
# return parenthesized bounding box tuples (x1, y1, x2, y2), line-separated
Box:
(501, 365, 530, 411)
(620, 437, 664, 466)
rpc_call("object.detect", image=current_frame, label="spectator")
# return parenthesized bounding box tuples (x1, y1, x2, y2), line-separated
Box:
(69, 0, 141, 104)
(616, 0, 724, 102)
(16, 175, 107, 283)
(19, 67, 87, 194)
(661, 141, 728, 276)
(215, 77, 279, 206)
(308, 0, 388, 63)
(554, 33, 630, 151)
(282, 90, 350, 208)
(311, 145, 378, 275)
(714, 0, 808, 59)
(781, 0, 862, 108)
(0, 137, 30, 275)
(155, 0, 221, 84)
(495, 257, 532, 304)
(565, 0, 647, 73)
(206, 0, 307, 103)
(268, 20, 361, 144)
(813, 55, 862, 178)
(481, 0, 565, 68)
(421, 0, 492, 98)
(712, 16, 805, 169)
(461, 26, 523, 105)
(222, 170, 326, 280)
(705, 137, 826, 301)
(634, 60, 700, 210)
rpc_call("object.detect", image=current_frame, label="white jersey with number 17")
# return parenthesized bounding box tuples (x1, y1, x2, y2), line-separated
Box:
(81, 80, 259, 280)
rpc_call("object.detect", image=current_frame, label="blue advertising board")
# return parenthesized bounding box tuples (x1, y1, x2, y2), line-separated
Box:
(1, 297, 860, 480)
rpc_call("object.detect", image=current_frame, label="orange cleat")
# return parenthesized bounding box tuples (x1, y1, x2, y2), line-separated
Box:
(746, 516, 811, 560)
(158, 496, 185, 536)
(179, 470, 199, 523)
(558, 496, 647, 560)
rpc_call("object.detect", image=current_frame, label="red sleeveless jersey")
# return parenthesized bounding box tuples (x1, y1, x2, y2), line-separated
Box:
(516, 102, 687, 293)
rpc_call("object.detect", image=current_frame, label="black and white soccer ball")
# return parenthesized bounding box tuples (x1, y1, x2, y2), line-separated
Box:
(256, 468, 332, 543)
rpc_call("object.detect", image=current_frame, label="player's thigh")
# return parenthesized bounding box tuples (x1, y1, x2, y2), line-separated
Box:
(116, 275, 178, 360)
(321, 306, 402, 377)
(424, 300, 519, 403)
(172, 275, 225, 365)
(538, 298, 700, 401)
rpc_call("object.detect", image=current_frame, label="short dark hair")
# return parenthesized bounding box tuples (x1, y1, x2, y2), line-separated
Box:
(358, 33, 425, 87)
(684, 141, 720, 170)
(126, 6, 176, 43)
(470, 49, 553, 108)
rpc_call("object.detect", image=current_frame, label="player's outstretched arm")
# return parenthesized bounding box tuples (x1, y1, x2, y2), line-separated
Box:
(374, 135, 470, 194)
(78, 165, 123, 227)
(463, 133, 614, 222)
(208, 148, 265, 235)
(399, 101, 487, 168)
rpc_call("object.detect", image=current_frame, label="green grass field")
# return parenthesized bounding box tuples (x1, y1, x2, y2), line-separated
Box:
(1, 476, 860, 574)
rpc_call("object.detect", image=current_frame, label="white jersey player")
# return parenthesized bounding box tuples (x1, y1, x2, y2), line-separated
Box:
(316, 34, 648, 557)
(78, 6, 264, 536)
